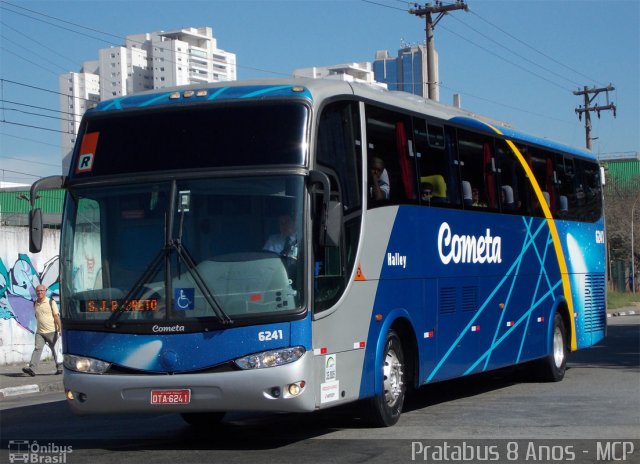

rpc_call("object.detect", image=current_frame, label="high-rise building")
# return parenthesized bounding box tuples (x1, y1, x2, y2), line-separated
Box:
(59, 27, 236, 173)
(59, 61, 101, 168)
(373, 45, 436, 100)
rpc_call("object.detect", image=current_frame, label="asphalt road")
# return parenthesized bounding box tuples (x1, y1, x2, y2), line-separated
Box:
(1, 317, 638, 464)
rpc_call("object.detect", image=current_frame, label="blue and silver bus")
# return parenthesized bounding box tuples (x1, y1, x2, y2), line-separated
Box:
(29, 79, 606, 426)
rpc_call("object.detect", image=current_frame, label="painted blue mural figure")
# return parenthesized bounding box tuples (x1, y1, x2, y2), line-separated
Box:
(0, 254, 60, 334)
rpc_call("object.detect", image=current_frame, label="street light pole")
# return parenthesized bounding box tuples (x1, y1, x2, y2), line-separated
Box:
(632, 195, 639, 294)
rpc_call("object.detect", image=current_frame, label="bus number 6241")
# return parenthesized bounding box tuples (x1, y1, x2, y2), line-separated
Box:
(258, 330, 283, 341)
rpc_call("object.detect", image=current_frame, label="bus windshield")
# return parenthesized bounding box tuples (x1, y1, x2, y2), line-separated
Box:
(61, 176, 305, 325)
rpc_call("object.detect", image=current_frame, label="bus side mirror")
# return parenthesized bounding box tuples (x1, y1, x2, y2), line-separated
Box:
(28, 175, 66, 254)
(29, 208, 44, 253)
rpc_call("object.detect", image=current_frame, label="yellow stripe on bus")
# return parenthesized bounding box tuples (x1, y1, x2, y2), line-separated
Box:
(487, 125, 577, 351)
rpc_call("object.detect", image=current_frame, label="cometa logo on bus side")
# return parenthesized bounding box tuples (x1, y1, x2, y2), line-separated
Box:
(437, 222, 502, 265)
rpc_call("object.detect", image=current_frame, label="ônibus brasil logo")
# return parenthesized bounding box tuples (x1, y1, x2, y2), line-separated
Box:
(8, 440, 72, 463)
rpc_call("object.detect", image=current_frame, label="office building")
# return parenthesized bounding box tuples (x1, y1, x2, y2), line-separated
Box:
(373, 44, 436, 100)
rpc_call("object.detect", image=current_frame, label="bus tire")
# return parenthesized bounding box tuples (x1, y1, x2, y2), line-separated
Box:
(180, 412, 226, 427)
(536, 313, 568, 382)
(367, 329, 406, 427)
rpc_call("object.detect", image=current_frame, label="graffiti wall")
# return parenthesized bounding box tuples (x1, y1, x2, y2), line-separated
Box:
(0, 226, 61, 365)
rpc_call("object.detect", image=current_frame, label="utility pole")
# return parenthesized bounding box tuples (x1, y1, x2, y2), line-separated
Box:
(574, 84, 616, 150)
(409, 1, 468, 101)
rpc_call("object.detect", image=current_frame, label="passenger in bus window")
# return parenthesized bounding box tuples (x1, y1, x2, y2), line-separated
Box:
(370, 157, 390, 200)
(421, 182, 433, 205)
(263, 213, 298, 259)
(472, 187, 487, 207)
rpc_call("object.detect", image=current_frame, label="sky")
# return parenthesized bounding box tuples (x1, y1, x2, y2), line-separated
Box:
(1, 0, 639, 185)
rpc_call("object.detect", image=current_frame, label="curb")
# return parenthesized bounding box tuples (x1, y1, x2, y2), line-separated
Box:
(0, 380, 64, 400)
(607, 310, 639, 318)
(0, 384, 41, 398)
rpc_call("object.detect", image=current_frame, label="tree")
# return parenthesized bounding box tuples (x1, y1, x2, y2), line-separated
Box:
(604, 173, 640, 292)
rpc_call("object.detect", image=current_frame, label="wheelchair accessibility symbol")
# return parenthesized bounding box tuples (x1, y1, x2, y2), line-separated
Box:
(174, 288, 195, 310)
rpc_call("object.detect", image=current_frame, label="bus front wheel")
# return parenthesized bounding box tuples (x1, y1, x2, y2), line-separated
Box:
(536, 313, 568, 382)
(367, 329, 406, 427)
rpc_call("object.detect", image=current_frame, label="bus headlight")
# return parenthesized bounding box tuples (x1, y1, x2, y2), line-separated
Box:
(64, 355, 111, 374)
(234, 346, 305, 370)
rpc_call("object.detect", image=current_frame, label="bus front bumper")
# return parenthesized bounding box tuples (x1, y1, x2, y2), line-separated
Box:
(63, 353, 315, 415)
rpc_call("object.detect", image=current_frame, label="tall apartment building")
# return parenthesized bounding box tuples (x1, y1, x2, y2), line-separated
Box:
(373, 45, 436, 100)
(59, 26, 236, 173)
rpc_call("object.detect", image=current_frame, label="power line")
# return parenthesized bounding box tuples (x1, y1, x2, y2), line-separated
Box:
(2, 1, 123, 39)
(0, 2, 244, 77)
(0, 33, 69, 72)
(0, 155, 60, 167)
(361, 0, 408, 12)
(0, 168, 42, 178)
(0, 99, 84, 119)
(438, 23, 573, 93)
(468, 10, 607, 87)
(0, 46, 61, 76)
(0, 3, 121, 46)
(439, 83, 575, 125)
(365, 0, 601, 96)
(0, 19, 80, 67)
(2, 107, 70, 122)
(0, 120, 69, 133)
(448, 14, 583, 88)
(0, 131, 60, 148)
(0, 79, 92, 102)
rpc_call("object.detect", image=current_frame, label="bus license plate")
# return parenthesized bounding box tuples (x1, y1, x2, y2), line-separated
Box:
(150, 389, 191, 405)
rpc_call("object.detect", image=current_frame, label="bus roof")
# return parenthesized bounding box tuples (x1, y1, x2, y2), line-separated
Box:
(90, 78, 595, 162)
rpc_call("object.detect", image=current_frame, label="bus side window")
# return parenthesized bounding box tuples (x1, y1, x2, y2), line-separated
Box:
(573, 159, 602, 222)
(413, 119, 454, 207)
(496, 140, 530, 215)
(365, 105, 415, 207)
(525, 146, 556, 217)
(456, 130, 497, 211)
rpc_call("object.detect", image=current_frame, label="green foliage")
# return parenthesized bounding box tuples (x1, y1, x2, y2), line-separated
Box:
(607, 290, 640, 310)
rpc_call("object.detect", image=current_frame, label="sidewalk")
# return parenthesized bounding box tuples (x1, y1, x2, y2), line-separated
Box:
(1, 306, 638, 400)
(0, 359, 64, 400)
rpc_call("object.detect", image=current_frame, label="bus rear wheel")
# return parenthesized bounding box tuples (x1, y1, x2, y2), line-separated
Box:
(536, 313, 568, 382)
(180, 412, 226, 427)
(367, 329, 406, 427)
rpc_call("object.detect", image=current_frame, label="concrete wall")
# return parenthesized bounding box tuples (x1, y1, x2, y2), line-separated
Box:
(0, 226, 62, 365)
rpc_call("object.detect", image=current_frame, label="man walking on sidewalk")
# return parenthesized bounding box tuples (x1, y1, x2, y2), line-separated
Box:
(22, 284, 63, 376)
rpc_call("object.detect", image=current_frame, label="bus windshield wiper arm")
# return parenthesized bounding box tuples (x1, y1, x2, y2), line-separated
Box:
(105, 248, 165, 328)
(104, 240, 232, 328)
(170, 239, 233, 325)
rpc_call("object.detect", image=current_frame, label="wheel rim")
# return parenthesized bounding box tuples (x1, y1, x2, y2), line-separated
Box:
(382, 343, 404, 407)
(552, 325, 565, 368)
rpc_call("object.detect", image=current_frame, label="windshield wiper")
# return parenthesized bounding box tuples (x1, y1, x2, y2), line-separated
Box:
(105, 180, 233, 328)
(170, 239, 233, 325)
(104, 248, 165, 329)
(104, 239, 233, 328)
